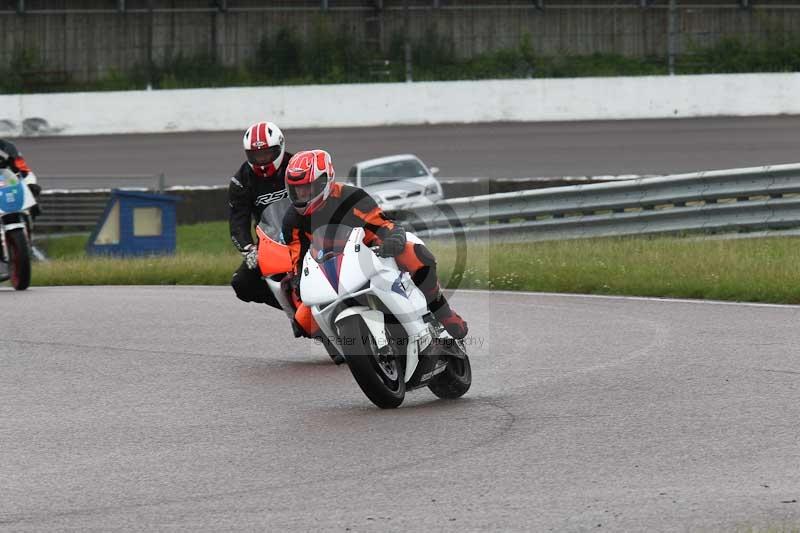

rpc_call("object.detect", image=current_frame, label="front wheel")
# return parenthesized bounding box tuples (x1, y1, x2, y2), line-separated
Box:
(428, 341, 471, 400)
(338, 316, 405, 409)
(6, 229, 31, 291)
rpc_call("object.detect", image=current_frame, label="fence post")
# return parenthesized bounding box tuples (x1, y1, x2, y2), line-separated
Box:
(158, 173, 166, 193)
(146, 0, 155, 90)
(16, 0, 24, 13)
(667, 0, 677, 76)
(404, 0, 412, 82)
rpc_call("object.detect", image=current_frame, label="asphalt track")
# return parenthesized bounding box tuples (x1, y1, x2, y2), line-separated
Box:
(2, 286, 799, 531)
(21, 115, 800, 189)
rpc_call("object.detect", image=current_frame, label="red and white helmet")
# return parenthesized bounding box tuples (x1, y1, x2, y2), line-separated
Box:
(285, 149, 335, 215)
(243, 121, 285, 176)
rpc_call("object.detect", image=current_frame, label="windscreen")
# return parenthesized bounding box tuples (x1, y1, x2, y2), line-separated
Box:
(310, 224, 355, 263)
(360, 159, 428, 187)
(257, 196, 291, 242)
(0, 168, 17, 188)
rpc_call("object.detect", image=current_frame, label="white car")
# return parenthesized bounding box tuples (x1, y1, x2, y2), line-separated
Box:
(345, 154, 444, 210)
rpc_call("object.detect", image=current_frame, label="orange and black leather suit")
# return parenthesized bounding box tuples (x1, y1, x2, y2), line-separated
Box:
(282, 182, 441, 336)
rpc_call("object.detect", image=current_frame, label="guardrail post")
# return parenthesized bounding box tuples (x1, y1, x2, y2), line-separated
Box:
(117, 0, 125, 12)
(158, 173, 166, 193)
(321, 0, 328, 10)
(16, 0, 24, 13)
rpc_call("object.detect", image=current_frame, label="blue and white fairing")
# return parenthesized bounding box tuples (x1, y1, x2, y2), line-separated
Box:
(0, 169, 36, 216)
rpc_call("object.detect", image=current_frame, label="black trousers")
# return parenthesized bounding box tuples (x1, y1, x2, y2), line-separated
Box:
(231, 261, 281, 310)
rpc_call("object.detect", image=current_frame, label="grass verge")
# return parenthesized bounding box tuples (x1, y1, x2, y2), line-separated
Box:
(30, 222, 800, 305)
(434, 236, 800, 304)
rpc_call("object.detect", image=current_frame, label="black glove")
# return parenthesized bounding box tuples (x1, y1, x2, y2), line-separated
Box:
(378, 227, 406, 257)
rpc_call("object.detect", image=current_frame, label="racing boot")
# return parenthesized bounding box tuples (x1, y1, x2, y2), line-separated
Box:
(426, 289, 468, 339)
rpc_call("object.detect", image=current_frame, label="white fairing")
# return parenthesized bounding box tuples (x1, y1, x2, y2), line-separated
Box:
(299, 227, 433, 382)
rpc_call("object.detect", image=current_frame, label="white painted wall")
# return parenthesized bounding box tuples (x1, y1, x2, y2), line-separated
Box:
(2, 73, 799, 137)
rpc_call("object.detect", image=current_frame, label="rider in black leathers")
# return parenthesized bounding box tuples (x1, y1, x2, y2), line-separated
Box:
(228, 121, 293, 309)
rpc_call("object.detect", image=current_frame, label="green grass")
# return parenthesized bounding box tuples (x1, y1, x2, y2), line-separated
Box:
(432, 236, 800, 304)
(30, 222, 800, 305)
(33, 222, 240, 286)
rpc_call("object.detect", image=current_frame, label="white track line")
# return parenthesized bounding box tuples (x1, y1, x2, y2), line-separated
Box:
(456, 288, 800, 310)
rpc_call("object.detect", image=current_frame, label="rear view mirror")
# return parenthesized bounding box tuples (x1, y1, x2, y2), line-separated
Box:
(429, 166, 440, 176)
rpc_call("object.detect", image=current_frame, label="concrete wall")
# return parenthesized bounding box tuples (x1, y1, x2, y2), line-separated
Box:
(1, 1, 799, 83)
(2, 73, 799, 137)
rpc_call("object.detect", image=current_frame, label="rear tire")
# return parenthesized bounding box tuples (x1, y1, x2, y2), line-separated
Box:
(428, 343, 471, 400)
(338, 316, 405, 409)
(7, 229, 31, 291)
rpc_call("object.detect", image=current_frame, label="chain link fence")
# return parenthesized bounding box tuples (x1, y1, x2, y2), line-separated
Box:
(1, 0, 799, 92)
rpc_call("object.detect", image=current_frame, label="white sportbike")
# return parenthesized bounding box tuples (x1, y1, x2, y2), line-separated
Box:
(257, 223, 471, 409)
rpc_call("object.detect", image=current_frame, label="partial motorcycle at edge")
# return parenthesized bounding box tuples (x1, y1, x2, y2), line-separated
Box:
(0, 168, 37, 291)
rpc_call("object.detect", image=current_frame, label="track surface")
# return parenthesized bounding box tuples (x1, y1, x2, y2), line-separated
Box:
(22, 116, 800, 189)
(2, 286, 799, 531)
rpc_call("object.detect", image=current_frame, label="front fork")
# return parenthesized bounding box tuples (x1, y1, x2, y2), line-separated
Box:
(0, 223, 6, 263)
(0, 215, 32, 263)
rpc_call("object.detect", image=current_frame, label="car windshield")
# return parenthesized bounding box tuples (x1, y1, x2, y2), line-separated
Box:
(360, 159, 428, 187)
(310, 224, 355, 263)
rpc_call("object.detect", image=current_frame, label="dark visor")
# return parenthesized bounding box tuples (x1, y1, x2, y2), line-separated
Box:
(246, 146, 281, 167)
(288, 174, 327, 206)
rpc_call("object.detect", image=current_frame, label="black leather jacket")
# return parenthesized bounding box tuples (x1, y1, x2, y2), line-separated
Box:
(228, 153, 293, 251)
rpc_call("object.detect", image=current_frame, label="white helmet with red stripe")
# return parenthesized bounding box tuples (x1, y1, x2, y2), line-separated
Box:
(285, 149, 335, 215)
(243, 121, 285, 176)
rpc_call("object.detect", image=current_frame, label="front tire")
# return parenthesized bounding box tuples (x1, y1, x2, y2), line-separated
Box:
(428, 342, 471, 400)
(6, 229, 31, 291)
(338, 316, 405, 409)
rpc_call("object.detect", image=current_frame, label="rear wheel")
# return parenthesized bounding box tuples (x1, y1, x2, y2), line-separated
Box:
(338, 316, 405, 409)
(428, 340, 471, 399)
(7, 229, 31, 291)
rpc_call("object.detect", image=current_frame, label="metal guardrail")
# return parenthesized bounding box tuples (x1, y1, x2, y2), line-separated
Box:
(35, 175, 165, 231)
(31, 164, 800, 239)
(390, 163, 800, 240)
(36, 193, 111, 230)
(38, 174, 166, 192)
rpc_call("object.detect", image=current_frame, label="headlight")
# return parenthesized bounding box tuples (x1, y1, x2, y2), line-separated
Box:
(424, 184, 438, 195)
